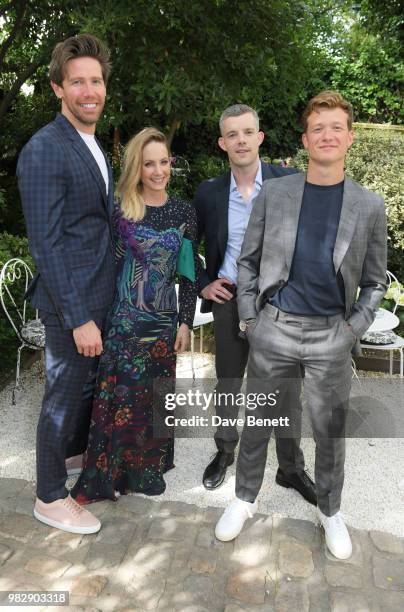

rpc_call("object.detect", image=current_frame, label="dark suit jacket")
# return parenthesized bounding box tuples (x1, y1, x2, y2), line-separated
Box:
(193, 160, 298, 312)
(17, 113, 116, 330)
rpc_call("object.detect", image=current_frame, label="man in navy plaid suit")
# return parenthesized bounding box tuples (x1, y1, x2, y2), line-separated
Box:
(17, 34, 116, 534)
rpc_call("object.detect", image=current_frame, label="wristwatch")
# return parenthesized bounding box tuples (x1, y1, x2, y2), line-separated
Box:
(239, 318, 256, 332)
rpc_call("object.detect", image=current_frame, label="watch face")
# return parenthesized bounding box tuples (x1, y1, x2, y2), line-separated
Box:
(239, 321, 247, 332)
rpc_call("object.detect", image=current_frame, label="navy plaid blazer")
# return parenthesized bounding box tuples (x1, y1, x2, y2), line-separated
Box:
(17, 113, 116, 330)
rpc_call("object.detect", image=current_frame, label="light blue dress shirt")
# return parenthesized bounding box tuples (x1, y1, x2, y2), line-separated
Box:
(218, 164, 263, 285)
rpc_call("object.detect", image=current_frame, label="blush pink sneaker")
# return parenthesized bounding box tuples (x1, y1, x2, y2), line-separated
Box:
(65, 454, 84, 476)
(34, 495, 101, 534)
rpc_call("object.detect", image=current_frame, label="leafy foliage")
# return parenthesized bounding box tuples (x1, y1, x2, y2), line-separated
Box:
(0, 0, 78, 125)
(327, 1, 403, 124)
(77, 0, 335, 147)
(330, 32, 403, 124)
(0, 231, 33, 268)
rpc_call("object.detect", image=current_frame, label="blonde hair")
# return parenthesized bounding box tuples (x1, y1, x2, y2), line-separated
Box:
(302, 90, 353, 132)
(116, 127, 170, 222)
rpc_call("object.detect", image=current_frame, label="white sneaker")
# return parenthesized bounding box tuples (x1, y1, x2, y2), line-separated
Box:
(215, 498, 257, 542)
(318, 509, 352, 560)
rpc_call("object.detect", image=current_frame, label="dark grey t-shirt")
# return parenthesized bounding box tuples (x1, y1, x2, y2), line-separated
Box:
(270, 180, 345, 315)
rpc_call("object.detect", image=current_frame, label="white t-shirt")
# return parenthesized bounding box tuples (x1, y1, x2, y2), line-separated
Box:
(77, 130, 109, 194)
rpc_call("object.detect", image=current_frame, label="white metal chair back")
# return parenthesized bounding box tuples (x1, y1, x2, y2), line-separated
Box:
(171, 155, 190, 177)
(385, 270, 404, 315)
(0, 258, 45, 402)
(175, 253, 213, 378)
(1, 258, 33, 340)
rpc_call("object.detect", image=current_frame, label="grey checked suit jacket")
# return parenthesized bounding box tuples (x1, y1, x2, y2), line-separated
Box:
(17, 113, 116, 330)
(237, 173, 387, 353)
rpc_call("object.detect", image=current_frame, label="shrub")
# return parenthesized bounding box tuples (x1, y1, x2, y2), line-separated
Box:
(0, 232, 33, 269)
(167, 152, 228, 203)
(187, 154, 228, 196)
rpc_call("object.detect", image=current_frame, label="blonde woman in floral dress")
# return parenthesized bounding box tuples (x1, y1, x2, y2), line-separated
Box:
(72, 128, 197, 502)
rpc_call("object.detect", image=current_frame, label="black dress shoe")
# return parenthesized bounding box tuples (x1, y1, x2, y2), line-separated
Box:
(203, 451, 235, 490)
(275, 468, 317, 506)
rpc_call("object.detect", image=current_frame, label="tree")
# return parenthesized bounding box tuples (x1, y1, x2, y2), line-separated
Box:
(0, 0, 82, 126)
(356, 0, 403, 43)
(328, 1, 403, 124)
(76, 0, 338, 147)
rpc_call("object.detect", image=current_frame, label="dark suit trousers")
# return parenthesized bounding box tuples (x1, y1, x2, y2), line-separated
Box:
(212, 298, 305, 475)
(37, 308, 108, 503)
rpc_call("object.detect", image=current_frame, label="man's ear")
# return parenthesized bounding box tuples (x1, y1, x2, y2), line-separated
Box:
(51, 81, 63, 99)
(302, 132, 308, 150)
(258, 131, 264, 145)
(218, 136, 227, 152)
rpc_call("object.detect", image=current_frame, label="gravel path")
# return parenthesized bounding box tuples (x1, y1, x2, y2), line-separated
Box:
(0, 355, 403, 537)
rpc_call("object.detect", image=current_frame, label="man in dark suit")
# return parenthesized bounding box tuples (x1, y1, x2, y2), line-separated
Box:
(17, 34, 116, 534)
(215, 92, 387, 560)
(193, 104, 315, 505)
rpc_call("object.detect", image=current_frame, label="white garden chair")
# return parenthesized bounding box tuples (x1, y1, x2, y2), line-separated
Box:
(175, 282, 213, 380)
(360, 270, 404, 377)
(0, 258, 45, 403)
(190, 297, 214, 379)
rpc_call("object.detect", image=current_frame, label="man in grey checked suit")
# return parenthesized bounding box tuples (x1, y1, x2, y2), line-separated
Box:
(215, 91, 387, 559)
(17, 34, 116, 534)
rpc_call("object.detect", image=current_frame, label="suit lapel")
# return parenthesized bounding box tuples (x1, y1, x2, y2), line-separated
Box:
(107, 160, 114, 214)
(72, 138, 108, 208)
(261, 161, 276, 180)
(55, 114, 109, 210)
(95, 135, 114, 215)
(283, 173, 306, 271)
(333, 176, 359, 272)
(215, 171, 231, 261)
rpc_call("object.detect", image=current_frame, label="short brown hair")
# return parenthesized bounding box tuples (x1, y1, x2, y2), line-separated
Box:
(49, 34, 111, 85)
(302, 90, 353, 131)
(219, 104, 260, 134)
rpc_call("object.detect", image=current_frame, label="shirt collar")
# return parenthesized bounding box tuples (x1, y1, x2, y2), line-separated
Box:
(255, 162, 263, 189)
(230, 161, 262, 192)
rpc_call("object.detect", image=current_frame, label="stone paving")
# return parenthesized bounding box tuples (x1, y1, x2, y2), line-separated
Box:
(0, 477, 403, 611)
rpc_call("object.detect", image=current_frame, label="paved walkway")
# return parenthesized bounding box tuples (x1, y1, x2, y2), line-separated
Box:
(0, 477, 403, 611)
(1, 358, 404, 537)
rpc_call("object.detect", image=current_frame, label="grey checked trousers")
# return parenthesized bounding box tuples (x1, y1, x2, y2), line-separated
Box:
(212, 298, 305, 475)
(236, 303, 355, 516)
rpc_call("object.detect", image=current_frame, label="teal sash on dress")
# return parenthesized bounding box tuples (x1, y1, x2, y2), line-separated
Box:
(176, 237, 195, 282)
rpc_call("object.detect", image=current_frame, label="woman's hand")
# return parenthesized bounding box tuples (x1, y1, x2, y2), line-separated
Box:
(174, 323, 190, 353)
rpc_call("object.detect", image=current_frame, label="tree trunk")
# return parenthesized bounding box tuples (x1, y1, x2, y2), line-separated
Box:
(0, 0, 28, 74)
(0, 59, 42, 126)
(167, 118, 181, 148)
(112, 127, 121, 166)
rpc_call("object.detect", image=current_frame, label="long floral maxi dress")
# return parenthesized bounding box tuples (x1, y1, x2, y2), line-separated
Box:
(71, 196, 197, 503)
